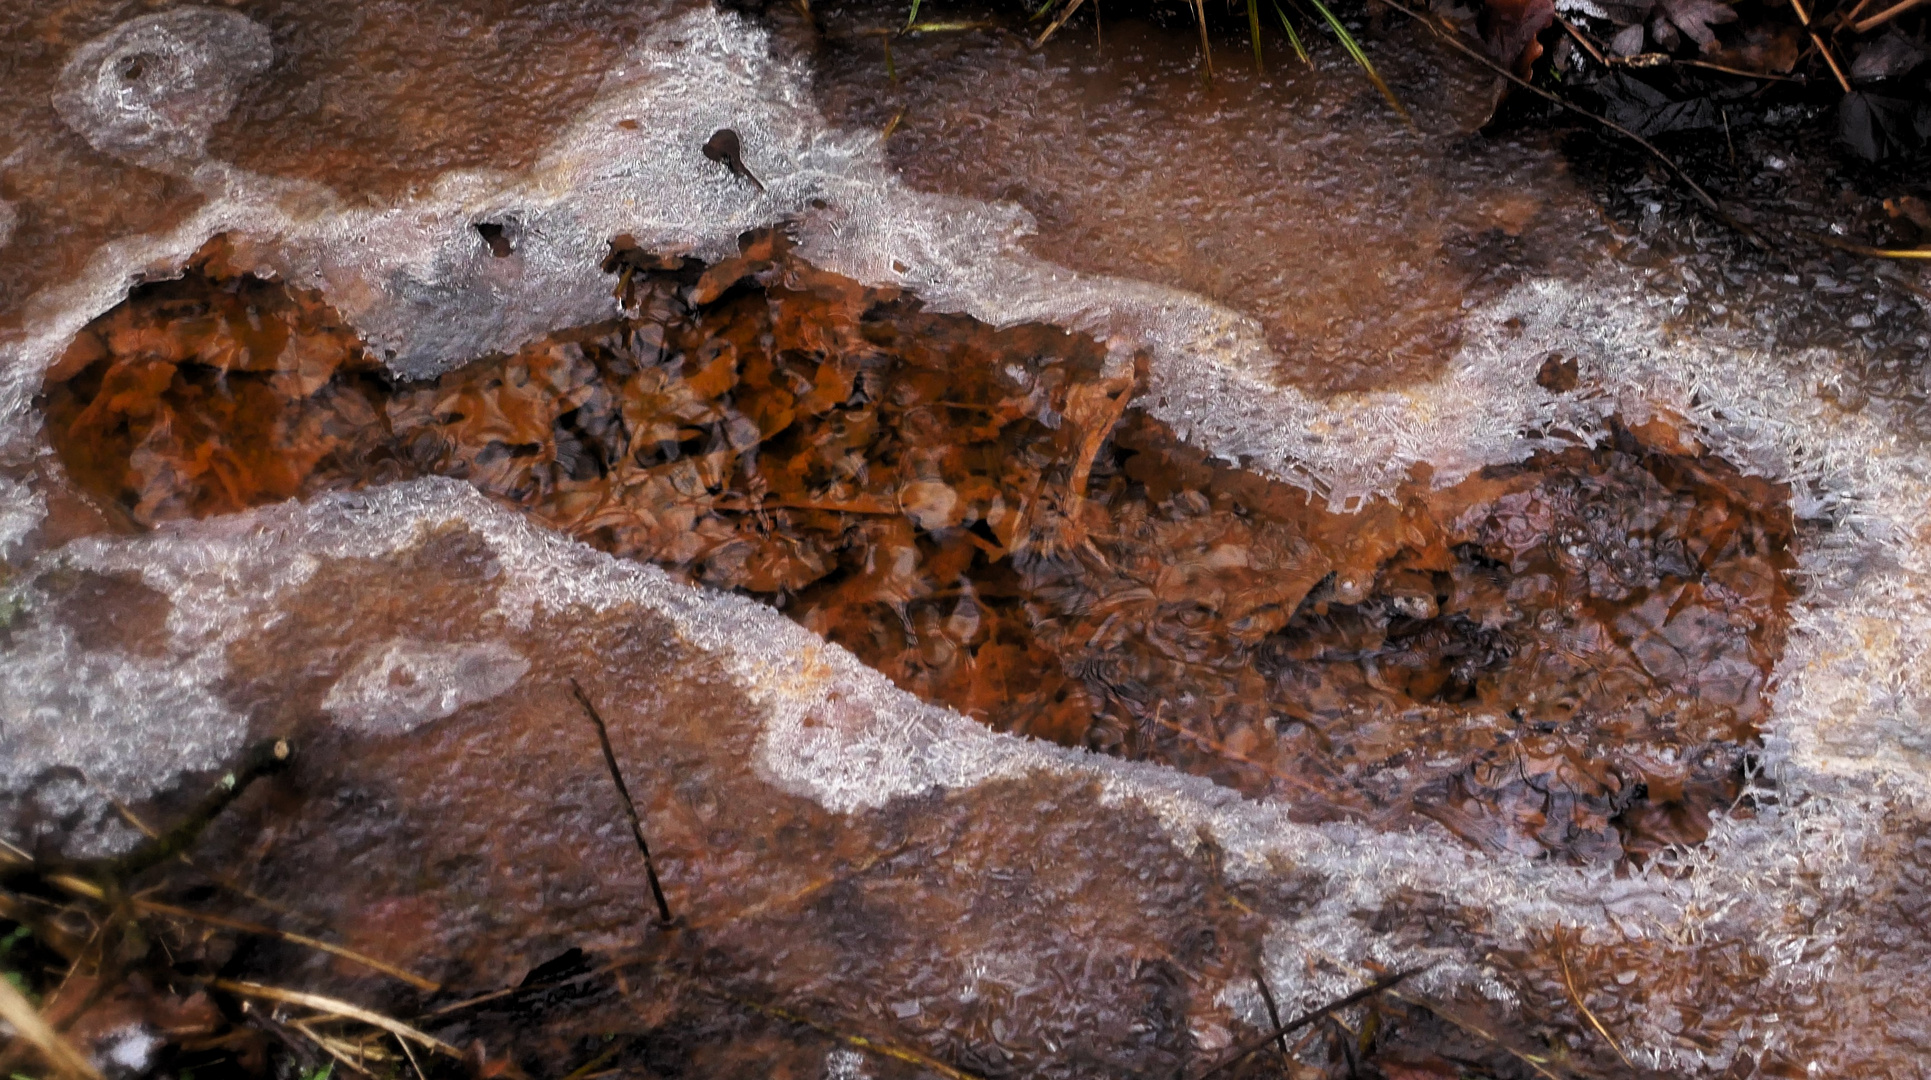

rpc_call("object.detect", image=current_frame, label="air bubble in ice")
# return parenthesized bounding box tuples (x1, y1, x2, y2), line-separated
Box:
(52, 9, 273, 172)
(322, 638, 532, 735)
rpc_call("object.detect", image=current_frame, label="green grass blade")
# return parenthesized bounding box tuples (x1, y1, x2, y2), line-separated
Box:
(1028, 0, 1059, 22)
(1301, 0, 1411, 121)
(904, 0, 923, 32)
(1248, 0, 1265, 72)
(1271, 0, 1310, 66)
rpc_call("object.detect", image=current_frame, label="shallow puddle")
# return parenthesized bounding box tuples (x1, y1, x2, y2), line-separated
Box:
(43, 232, 1797, 866)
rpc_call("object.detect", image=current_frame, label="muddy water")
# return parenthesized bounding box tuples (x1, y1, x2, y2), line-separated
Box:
(803, 1, 1608, 393)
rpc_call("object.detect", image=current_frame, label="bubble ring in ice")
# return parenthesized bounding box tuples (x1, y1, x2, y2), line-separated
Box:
(52, 8, 273, 171)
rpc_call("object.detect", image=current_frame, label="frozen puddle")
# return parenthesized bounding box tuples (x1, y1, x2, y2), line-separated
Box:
(2, 4, 1931, 1076)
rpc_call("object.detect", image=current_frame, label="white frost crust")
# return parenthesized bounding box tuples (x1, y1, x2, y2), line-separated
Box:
(52, 8, 273, 172)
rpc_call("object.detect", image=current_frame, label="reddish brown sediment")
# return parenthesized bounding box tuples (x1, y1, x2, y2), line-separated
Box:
(41, 231, 1797, 865)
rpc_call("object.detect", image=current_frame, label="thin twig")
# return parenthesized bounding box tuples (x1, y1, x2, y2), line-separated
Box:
(1193, 968, 1421, 1080)
(570, 679, 674, 924)
(1381, 0, 1765, 248)
(91, 739, 292, 881)
(1853, 0, 1927, 33)
(1787, 0, 1853, 91)
(1252, 969, 1292, 1065)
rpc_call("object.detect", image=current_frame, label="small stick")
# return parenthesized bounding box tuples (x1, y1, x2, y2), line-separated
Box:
(1556, 16, 1606, 67)
(1853, 0, 1927, 34)
(570, 679, 674, 924)
(1787, 0, 1853, 92)
(1252, 969, 1291, 1064)
(96, 739, 293, 881)
(1192, 968, 1421, 1079)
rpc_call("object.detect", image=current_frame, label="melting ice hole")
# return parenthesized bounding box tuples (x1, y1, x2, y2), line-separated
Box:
(39, 231, 1801, 868)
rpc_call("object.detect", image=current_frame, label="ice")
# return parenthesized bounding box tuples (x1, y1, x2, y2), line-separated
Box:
(52, 9, 274, 173)
(322, 638, 532, 736)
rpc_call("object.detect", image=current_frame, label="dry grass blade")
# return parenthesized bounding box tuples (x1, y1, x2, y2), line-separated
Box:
(1812, 235, 1931, 259)
(1557, 940, 1634, 1069)
(212, 980, 460, 1057)
(1299, 0, 1410, 121)
(1034, 0, 1091, 47)
(723, 993, 986, 1080)
(1248, 0, 1266, 71)
(1272, 0, 1311, 65)
(43, 875, 438, 992)
(1193, 0, 1217, 81)
(0, 969, 105, 1080)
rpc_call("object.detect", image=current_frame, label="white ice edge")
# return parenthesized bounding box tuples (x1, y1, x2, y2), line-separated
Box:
(0, 6, 1926, 1071)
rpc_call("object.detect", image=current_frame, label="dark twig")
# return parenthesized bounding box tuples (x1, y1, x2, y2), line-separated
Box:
(1252, 968, 1291, 1065)
(569, 679, 674, 924)
(1192, 968, 1421, 1080)
(1380, 0, 1767, 249)
(95, 739, 293, 882)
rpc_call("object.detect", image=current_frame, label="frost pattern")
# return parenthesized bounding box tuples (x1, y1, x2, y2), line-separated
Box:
(323, 638, 531, 735)
(52, 9, 274, 172)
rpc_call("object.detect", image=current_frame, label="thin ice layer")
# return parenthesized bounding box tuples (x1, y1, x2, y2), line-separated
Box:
(0, 479, 1916, 1072)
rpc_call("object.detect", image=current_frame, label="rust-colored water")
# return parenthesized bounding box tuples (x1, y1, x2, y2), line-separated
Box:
(804, 1, 1609, 393)
(43, 232, 1797, 867)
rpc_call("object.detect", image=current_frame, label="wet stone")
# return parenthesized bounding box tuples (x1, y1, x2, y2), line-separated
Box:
(42, 230, 1799, 867)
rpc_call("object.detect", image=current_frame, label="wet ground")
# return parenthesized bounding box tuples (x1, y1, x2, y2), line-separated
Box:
(3, 0, 1931, 1077)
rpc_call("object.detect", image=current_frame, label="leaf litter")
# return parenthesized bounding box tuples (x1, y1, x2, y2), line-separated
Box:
(41, 228, 1798, 867)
